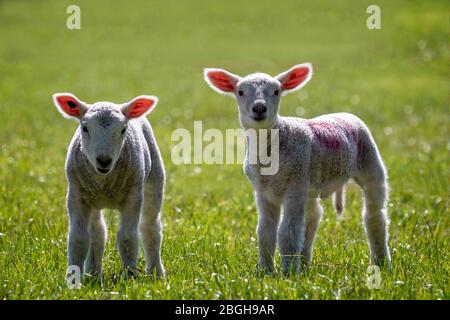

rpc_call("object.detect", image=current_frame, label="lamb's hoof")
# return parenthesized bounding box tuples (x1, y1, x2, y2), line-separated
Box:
(124, 267, 140, 279)
(83, 273, 103, 286)
(372, 255, 392, 269)
(281, 256, 301, 275)
(256, 264, 276, 276)
(282, 268, 300, 276)
(84, 268, 103, 278)
(300, 258, 312, 272)
(145, 267, 166, 280)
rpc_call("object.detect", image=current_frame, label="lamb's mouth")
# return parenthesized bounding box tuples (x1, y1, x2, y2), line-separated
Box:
(250, 115, 266, 121)
(97, 168, 110, 174)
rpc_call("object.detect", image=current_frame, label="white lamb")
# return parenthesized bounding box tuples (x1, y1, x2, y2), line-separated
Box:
(204, 63, 391, 273)
(53, 93, 166, 279)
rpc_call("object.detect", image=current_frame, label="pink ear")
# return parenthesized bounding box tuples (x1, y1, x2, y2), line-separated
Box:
(53, 93, 84, 118)
(206, 71, 235, 92)
(124, 96, 157, 118)
(276, 64, 313, 92)
(204, 69, 241, 94)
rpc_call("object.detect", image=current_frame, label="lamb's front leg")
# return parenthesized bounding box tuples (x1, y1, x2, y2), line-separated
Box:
(84, 210, 107, 276)
(301, 198, 323, 267)
(278, 186, 308, 274)
(66, 191, 91, 276)
(118, 193, 142, 276)
(255, 192, 281, 273)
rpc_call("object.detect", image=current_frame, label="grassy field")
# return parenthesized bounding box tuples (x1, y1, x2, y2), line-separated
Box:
(0, 0, 448, 299)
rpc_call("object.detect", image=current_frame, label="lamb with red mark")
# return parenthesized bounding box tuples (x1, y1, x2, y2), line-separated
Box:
(204, 63, 391, 274)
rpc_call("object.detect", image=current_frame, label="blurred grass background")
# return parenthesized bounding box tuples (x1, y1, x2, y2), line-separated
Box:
(0, 0, 448, 299)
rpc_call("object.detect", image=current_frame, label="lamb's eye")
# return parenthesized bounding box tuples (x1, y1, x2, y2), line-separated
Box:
(82, 126, 89, 133)
(238, 90, 244, 96)
(274, 90, 280, 96)
(121, 127, 126, 135)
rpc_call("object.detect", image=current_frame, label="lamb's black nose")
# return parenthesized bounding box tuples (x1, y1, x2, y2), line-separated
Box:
(96, 155, 112, 168)
(252, 103, 267, 114)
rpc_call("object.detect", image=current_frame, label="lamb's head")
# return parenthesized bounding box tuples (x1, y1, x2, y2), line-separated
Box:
(53, 93, 158, 175)
(204, 63, 313, 129)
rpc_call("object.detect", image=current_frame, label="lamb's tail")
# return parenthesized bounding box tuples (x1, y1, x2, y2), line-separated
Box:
(333, 186, 345, 215)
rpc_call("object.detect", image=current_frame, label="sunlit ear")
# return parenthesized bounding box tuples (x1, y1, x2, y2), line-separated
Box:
(121, 95, 158, 119)
(52, 93, 88, 119)
(275, 63, 313, 95)
(203, 68, 241, 96)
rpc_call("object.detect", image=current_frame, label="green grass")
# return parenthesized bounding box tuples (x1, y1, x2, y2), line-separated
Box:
(0, 0, 448, 299)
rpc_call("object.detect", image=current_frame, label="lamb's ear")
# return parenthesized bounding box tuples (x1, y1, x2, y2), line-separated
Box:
(203, 68, 241, 96)
(53, 93, 88, 119)
(275, 63, 313, 95)
(121, 95, 158, 119)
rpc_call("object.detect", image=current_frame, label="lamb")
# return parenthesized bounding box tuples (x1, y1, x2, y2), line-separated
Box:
(203, 63, 391, 273)
(53, 93, 166, 280)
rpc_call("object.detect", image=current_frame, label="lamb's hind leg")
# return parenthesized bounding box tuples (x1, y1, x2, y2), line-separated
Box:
(356, 161, 391, 267)
(84, 210, 107, 276)
(139, 183, 165, 278)
(300, 197, 323, 268)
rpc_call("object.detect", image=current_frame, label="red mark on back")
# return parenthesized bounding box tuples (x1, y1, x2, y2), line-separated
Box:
(308, 121, 341, 151)
(308, 117, 361, 153)
(331, 116, 362, 155)
(332, 117, 357, 141)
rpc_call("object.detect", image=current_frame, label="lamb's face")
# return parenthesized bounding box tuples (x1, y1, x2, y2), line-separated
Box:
(80, 104, 128, 175)
(53, 93, 158, 175)
(204, 64, 313, 129)
(235, 74, 281, 129)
